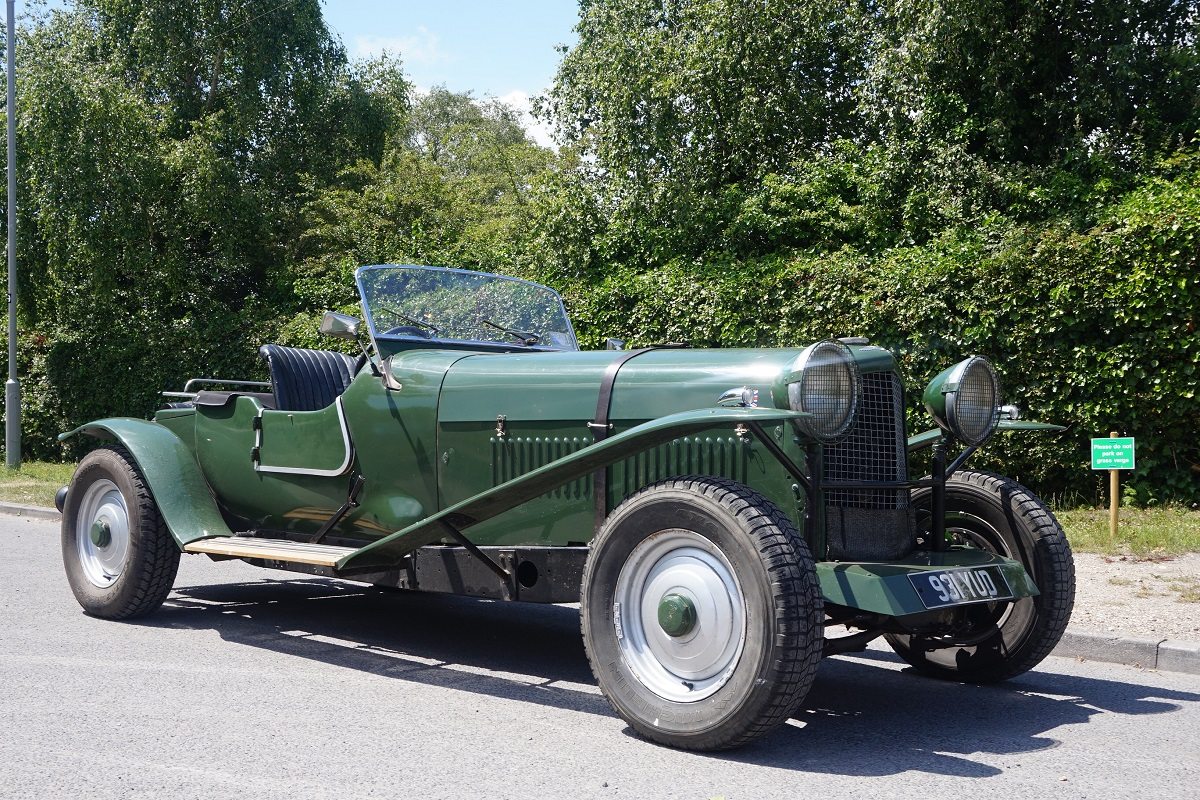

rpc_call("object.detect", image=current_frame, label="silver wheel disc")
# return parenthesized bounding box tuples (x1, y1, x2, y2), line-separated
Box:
(75, 479, 131, 589)
(613, 529, 746, 703)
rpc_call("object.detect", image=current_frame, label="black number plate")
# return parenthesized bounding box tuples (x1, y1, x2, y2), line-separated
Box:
(908, 566, 1015, 609)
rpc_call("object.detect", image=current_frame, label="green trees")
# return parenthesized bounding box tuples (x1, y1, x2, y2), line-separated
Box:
(283, 87, 557, 344)
(544, 0, 1200, 260)
(544, 0, 864, 263)
(2, 0, 1197, 503)
(8, 2, 402, 453)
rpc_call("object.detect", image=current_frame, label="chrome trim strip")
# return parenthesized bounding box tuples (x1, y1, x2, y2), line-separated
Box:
(253, 396, 354, 477)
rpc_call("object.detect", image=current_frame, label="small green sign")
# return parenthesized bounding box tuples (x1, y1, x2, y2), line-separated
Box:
(1091, 437, 1135, 470)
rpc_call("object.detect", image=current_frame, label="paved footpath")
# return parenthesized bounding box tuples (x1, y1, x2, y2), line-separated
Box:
(3, 515, 1199, 799)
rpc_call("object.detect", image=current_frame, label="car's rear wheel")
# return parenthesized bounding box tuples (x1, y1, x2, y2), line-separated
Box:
(581, 477, 823, 751)
(61, 445, 180, 619)
(885, 470, 1074, 682)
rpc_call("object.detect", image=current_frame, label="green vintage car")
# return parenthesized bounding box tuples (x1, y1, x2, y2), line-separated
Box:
(58, 264, 1074, 750)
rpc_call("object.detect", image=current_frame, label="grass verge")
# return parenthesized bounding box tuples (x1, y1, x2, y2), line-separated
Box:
(1056, 506, 1200, 557)
(0, 461, 76, 508)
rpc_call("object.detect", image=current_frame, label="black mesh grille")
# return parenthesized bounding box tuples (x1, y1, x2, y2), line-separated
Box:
(823, 371, 914, 560)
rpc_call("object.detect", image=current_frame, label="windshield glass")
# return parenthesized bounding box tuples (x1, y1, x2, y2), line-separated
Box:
(356, 265, 578, 351)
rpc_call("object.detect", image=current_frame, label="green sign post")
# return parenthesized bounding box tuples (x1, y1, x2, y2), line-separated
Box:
(1092, 433, 1135, 544)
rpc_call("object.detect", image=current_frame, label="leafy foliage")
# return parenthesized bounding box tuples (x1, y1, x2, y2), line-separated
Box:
(2, 0, 1198, 507)
(551, 160, 1200, 504)
(533, 0, 1200, 504)
(3, 3, 399, 456)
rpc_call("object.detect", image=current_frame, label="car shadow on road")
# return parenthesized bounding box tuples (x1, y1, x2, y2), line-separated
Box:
(151, 575, 1199, 778)
(728, 654, 1199, 777)
(156, 576, 612, 717)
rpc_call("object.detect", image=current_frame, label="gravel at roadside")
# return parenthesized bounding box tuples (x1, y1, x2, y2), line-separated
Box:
(1070, 552, 1200, 641)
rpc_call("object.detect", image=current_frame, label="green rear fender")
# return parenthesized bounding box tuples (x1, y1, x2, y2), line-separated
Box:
(59, 418, 234, 547)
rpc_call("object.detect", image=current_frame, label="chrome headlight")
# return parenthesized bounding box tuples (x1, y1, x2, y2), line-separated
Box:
(923, 356, 1000, 446)
(786, 340, 861, 442)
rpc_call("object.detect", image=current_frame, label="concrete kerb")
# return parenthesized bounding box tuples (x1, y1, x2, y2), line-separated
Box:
(0, 501, 61, 522)
(3, 499, 1197, 676)
(1052, 631, 1200, 676)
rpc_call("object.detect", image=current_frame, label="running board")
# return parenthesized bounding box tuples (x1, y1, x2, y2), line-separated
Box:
(183, 537, 354, 568)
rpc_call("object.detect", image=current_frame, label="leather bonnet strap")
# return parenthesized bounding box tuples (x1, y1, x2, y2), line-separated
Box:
(589, 344, 688, 531)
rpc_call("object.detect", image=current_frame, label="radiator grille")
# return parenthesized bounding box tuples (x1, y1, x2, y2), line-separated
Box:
(823, 371, 914, 560)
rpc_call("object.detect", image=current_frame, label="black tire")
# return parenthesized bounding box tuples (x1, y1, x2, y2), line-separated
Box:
(885, 470, 1075, 682)
(581, 476, 823, 751)
(61, 445, 180, 619)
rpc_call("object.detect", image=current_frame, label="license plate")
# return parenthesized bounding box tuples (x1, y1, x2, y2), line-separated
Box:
(908, 566, 1014, 609)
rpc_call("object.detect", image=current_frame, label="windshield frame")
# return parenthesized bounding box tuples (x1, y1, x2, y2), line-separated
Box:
(354, 264, 580, 356)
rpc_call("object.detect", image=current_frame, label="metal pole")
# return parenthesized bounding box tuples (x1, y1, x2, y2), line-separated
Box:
(1108, 429, 1119, 545)
(4, 0, 18, 469)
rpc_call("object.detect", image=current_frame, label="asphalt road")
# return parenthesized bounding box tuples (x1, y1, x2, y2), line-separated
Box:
(4, 516, 1198, 800)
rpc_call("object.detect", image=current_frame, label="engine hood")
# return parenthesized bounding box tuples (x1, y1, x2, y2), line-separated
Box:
(434, 344, 896, 425)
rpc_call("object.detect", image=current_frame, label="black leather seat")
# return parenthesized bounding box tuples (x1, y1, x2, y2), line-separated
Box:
(258, 344, 362, 412)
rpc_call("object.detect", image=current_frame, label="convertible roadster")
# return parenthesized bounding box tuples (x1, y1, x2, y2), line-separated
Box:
(59, 264, 1074, 750)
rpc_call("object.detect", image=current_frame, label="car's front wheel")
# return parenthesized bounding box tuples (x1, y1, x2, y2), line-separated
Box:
(581, 477, 823, 751)
(61, 445, 180, 619)
(885, 470, 1075, 682)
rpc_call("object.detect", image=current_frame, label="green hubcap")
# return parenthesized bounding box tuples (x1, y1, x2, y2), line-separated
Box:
(90, 521, 111, 548)
(657, 593, 697, 637)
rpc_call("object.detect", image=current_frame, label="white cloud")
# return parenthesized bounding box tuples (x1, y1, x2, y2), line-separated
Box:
(353, 26, 448, 66)
(496, 89, 556, 149)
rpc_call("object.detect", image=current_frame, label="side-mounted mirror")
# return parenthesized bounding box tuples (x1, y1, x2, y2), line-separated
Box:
(605, 337, 626, 351)
(320, 310, 380, 377)
(320, 311, 361, 341)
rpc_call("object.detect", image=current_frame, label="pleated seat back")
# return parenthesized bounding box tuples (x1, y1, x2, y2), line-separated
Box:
(258, 344, 361, 412)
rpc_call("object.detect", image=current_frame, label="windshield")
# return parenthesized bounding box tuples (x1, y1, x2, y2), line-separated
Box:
(356, 265, 578, 352)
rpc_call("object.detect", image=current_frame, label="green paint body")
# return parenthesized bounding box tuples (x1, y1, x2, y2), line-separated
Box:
(58, 417, 234, 546)
(922, 362, 959, 424)
(336, 405, 808, 572)
(59, 331, 1050, 616)
(817, 547, 1038, 617)
(257, 401, 351, 473)
(907, 420, 1067, 452)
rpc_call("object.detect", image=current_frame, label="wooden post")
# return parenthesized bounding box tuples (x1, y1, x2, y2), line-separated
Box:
(1109, 429, 1119, 545)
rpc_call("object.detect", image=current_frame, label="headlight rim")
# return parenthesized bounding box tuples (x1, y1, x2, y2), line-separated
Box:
(929, 355, 1001, 447)
(785, 339, 862, 444)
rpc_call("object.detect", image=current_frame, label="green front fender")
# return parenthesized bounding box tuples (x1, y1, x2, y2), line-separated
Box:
(337, 406, 808, 572)
(907, 420, 1067, 452)
(60, 418, 233, 547)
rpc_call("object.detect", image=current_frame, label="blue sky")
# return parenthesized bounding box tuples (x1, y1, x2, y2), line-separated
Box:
(322, 1, 578, 97)
(322, 1, 580, 144)
(26, 1, 580, 144)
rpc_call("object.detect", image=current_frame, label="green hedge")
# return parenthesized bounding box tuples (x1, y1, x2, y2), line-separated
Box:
(6, 159, 1197, 507)
(551, 164, 1200, 506)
